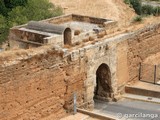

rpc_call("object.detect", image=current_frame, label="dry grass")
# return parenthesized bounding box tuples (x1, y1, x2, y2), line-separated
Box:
(50, 0, 160, 32)
(49, 0, 136, 25)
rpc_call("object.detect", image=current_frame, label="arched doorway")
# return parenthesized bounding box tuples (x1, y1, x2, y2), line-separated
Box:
(64, 28, 72, 45)
(94, 63, 113, 101)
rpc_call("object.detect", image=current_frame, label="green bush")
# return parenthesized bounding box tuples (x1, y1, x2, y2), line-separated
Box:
(130, 0, 142, 15)
(124, 0, 142, 15)
(141, 5, 154, 15)
(133, 15, 143, 22)
(124, 0, 130, 4)
(124, 0, 160, 19)
(153, 6, 160, 16)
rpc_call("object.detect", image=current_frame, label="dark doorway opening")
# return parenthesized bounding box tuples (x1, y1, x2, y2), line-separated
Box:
(94, 63, 113, 101)
(64, 28, 72, 45)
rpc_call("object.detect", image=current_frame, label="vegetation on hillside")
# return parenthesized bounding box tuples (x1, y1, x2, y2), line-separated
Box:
(124, 0, 160, 16)
(146, 0, 160, 1)
(0, 0, 63, 44)
(132, 15, 143, 22)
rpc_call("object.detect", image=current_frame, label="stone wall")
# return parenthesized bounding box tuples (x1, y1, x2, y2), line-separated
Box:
(0, 35, 120, 119)
(0, 46, 87, 120)
(1, 21, 160, 120)
(9, 29, 47, 49)
(127, 23, 160, 82)
(113, 23, 160, 93)
(83, 41, 118, 103)
(117, 40, 129, 93)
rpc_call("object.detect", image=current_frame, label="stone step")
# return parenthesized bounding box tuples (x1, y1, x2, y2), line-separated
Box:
(77, 108, 116, 120)
(125, 86, 160, 98)
(122, 93, 160, 104)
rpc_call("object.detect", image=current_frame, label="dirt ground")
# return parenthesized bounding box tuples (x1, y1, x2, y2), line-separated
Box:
(60, 113, 101, 120)
(50, 0, 160, 31)
(50, 0, 135, 24)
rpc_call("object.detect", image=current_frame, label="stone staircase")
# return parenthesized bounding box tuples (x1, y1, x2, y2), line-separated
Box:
(124, 81, 160, 104)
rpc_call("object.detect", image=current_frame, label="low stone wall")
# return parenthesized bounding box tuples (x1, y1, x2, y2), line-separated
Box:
(9, 29, 48, 49)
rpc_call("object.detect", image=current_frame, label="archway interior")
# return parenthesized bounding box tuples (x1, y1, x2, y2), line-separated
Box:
(94, 63, 112, 101)
(64, 28, 72, 45)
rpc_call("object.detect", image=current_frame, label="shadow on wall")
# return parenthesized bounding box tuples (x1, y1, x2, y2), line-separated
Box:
(94, 63, 114, 102)
(64, 28, 72, 45)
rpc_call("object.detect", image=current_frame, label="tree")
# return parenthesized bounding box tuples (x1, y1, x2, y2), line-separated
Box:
(25, 0, 63, 21)
(0, 0, 63, 44)
(0, 15, 9, 44)
(0, 0, 8, 16)
(4, 0, 28, 10)
(7, 0, 63, 26)
(8, 6, 28, 26)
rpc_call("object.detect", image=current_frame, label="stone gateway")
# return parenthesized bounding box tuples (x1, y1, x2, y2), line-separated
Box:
(0, 14, 160, 120)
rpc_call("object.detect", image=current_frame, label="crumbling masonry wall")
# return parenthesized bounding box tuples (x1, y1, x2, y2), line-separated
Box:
(0, 37, 119, 120)
(127, 24, 160, 82)
(110, 23, 160, 93)
(0, 46, 87, 120)
(1, 22, 160, 120)
(9, 29, 48, 49)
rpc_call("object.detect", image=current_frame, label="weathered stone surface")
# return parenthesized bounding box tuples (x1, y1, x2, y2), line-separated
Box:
(0, 46, 87, 120)
(1, 19, 160, 120)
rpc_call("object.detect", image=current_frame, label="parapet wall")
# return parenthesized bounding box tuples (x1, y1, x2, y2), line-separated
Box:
(9, 28, 48, 49)
(47, 14, 114, 26)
